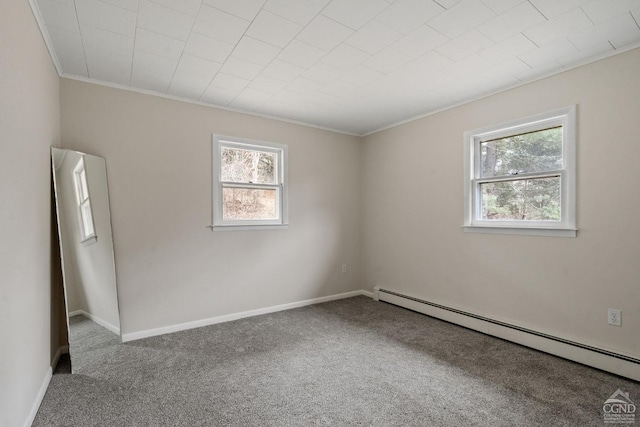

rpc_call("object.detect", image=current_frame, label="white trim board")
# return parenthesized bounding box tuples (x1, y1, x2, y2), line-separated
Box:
(69, 310, 120, 336)
(22, 344, 68, 427)
(122, 290, 372, 343)
(373, 287, 640, 382)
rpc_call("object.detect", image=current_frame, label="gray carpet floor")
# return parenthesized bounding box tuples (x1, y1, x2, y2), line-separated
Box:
(34, 296, 639, 426)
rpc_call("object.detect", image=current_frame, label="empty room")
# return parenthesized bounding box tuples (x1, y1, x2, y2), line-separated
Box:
(2, 0, 640, 426)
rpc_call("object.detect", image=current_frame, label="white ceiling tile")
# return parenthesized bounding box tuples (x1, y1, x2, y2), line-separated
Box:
(377, 0, 445, 34)
(480, 0, 524, 14)
(203, 0, 265, 21)
(518, 38, 579, 68)
(286, 78, 323, 96)
(47, 26, 84, 56)
(478, 33, 536, 63)
(168, 83, 207, 100)
(271, 90, 306, 105)
(525, 8, 593, 46)
(210, 73, 251, 92)
(193, 5, 250, 45)
(569, 13, 640, 50)
(321, 44, 371, 69)
(47, 27, 88, 76)
(362, 48, 413, 73)
(346, 20, 403, 55)
(170, 69, 213, 93)
(80, 25, 134, 58)
(434, 0, 462, 7)
(610, 27, 640, 48)
(261, 59, 306, 82)
(248, 75, 288, 93)
(581, 0, 640, 24)
(296, 15, 354, 51)
(147, 0, 201, 16)
(75, 0, 137, 37)
(85, 50, 131, 85)
(131, 67, 173, 92)
(556, 40, 612, 65)
(100, 0, 138, 12)
(453, 69, 519, 97)
(428, 0, 496, 38)
(135, 28, 185, 60)
(511, 59, 562, 80)
(176, 54, 222, 78)
(56, 51, 90, 77)
(391, 25, 449, 59)
(137, 0, 195, 41)
(441, 53, 492, 78)
(184, 32, 234, 63)
(302, 63, 346, 84)
(528, 0, 591, 19)
(201, 85, 241, 105)
(220, 57, 264, 80)
(36, 0, 79, 33)
(435, 29, 493, 61)
(264, 0, 330, 25)
(339, 66, 384, 86)
(246, 10, 303, 48)
(633, 7, 640, 23)
(232, 37, 281, 66)
(476, 1, 546, 42)
(321, 0, 390, 30)
(133, 50, 179, 75)
(277, 40, 326, 68)
(230, 88, 273, 111)
(484, 57, 531, 80)
(379, 51, 453, 86)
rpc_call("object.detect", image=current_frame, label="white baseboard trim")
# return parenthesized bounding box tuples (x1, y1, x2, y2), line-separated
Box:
(374, 287, 640, 382)
(22, 344, 70, 427)
(122, 289, 372, 343)
(69, 310, 120, 336)
(23, 367, 52, 427)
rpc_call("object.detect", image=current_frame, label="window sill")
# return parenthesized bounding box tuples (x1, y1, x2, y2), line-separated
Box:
(209, 224, 289, 232)
(462, 225, 577, 237)
(81, 235, 98, 245)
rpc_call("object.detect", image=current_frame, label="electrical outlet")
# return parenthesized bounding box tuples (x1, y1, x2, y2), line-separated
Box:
(341, 264, 347, 273)
(608, 309, 621, 326)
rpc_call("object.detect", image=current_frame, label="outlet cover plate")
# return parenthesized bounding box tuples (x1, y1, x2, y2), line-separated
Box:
(608, 308, 621, 326)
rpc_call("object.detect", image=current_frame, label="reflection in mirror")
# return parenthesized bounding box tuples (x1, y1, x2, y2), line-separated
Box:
(52, 148, 121, 373)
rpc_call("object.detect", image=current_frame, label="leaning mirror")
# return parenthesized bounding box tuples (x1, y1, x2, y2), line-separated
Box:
(51, 147, 121, 373)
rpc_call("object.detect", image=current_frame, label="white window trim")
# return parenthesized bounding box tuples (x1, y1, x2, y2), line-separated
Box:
(211, 135, 289, 231)
(463, 106, 577, 237)
(73, 157, 97, 244)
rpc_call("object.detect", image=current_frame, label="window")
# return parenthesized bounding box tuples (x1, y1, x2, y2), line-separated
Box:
(212, 135, 288, 230)
(73, 156, 97, 242)
(463, 106, 576, 237)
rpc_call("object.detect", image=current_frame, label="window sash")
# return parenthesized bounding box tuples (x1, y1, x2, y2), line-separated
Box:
(73, 158, 97, 241)
(213, 136, 288, 228)
(463, 106, 576, 235)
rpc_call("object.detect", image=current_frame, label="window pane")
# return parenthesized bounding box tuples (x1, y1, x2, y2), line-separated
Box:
(80, 202, 95, 236)
(222, 187, 277, 220)
(221, 147, 276, 184)
(480, 177, 560, 221)
(480, 127, 562, 177)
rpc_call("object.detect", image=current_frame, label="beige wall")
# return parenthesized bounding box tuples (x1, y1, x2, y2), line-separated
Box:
(0, 1, 61, 426)
(60, 79, 362, 336)
(362, 48, 640, 359)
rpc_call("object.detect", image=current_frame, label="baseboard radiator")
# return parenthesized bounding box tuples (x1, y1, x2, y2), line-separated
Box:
(373, 287, 640, 382)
